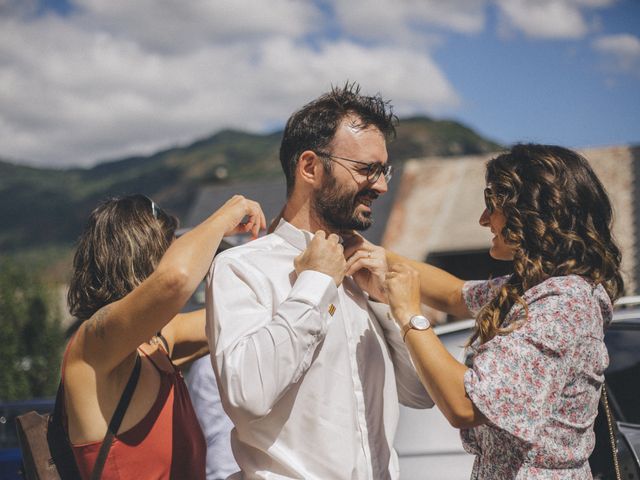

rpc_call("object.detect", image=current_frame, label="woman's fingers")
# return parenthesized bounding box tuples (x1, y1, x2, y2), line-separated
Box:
(384, 264, 422, 323)
(346, 255, 385, 277)
(219, 196, 266, 238)
(346, 245, 385, 273)
(245, 200, 266, 238)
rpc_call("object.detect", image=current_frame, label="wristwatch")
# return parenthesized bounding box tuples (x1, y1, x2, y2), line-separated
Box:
(401, 314, 431, 341)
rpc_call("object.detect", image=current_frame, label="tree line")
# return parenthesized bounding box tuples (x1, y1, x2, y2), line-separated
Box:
(0, 258, 65, 400)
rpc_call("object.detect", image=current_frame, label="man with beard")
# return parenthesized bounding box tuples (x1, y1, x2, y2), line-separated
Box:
(206, 84, 432, 480)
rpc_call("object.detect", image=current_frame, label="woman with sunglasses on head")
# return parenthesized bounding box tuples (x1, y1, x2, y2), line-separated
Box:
(383, 144, 623, 478)
(62, 194, 265, 479)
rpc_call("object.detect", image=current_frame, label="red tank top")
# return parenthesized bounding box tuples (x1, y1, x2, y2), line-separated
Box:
(62, 342, 206, 479)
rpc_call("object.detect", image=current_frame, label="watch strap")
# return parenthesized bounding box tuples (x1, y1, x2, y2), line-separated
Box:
(401, 322, 413, 342)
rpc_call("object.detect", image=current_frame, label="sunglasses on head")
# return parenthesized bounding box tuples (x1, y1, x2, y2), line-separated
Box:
(150, 199, 159, 219)
(139, 195, 160, 219)
(139, 194, 179, 237)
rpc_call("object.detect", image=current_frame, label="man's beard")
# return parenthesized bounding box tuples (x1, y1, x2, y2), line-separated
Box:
(312, 174, 378, 231)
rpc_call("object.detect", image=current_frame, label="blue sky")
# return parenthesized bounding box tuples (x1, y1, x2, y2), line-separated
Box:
(0, 0, 638, 167)
(435, 2, 640, 148)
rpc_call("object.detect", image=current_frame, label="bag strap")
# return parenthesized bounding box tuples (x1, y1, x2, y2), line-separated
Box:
(601, 383, 621, 480)
(49, 378, 82, 479)
(53, 378, 66, 425)
(90, 354, 142, 480)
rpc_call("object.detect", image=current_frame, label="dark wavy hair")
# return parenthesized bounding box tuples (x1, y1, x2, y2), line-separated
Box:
(471, 144, 624, 345)
(66, 194, 178, 334)
(279, 81, 397, 196)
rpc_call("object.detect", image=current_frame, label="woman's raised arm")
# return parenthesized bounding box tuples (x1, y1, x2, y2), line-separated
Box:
(76, 195, 266, 374)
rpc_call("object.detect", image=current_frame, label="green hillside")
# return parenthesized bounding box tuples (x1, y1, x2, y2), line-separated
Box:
(390, 116, 501, 159)
(0, 117, 501, 254)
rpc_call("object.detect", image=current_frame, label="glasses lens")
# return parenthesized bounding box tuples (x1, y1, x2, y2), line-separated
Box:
(367, 164, 380, 183)
(367, 163, 392, 184)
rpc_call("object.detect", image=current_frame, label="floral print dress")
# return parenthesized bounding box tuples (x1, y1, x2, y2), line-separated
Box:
(461, 275, 612, 479)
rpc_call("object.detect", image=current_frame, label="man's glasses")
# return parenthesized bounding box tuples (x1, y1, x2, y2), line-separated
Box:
(315, 151, 393, 184)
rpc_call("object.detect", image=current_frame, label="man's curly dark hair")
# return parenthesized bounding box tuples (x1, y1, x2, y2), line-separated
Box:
(279, 82, 397, 196)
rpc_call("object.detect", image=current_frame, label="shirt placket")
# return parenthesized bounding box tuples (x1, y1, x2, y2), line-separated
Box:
(337, 284, 374, 479)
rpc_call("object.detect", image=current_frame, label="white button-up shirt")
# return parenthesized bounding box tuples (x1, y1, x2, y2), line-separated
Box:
(206, 220, 432, 480)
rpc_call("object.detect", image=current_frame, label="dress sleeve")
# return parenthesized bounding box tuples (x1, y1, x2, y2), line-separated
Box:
(463, 290, 581, 444)
(206, 253, 339, 420)
(461, 276, 509, 316)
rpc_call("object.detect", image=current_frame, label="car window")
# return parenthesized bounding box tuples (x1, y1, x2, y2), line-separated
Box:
(604, 325, 640, 424)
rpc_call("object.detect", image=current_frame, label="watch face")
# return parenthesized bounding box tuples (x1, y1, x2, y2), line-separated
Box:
(410, 316, 429, 330)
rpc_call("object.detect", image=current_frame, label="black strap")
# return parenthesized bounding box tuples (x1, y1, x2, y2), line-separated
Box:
(49, 381, 83, 479)
(155, 331, 170, 354)
(53, 377, 66, 425)
(90, 354, 142, 480)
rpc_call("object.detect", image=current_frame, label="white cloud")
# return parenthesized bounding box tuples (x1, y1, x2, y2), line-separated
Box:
(593, 33, 640, 75)
(332, 0, 486, 45)
(0, 3, 460, 166)
(71, 0, 322, 53)
(256, 39, 460, 115)
(494, 0, 616, 39)
(0, 0, 39, 18)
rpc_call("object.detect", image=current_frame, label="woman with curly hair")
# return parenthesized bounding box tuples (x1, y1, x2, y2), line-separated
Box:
(383, 144, 624, 478)
(62, 194, 265, 479)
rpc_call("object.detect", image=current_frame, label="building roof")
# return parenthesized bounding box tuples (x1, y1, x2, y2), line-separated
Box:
(186, 180, 288, 230)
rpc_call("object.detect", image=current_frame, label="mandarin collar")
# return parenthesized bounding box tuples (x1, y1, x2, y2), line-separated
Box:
(273, 219, 315, 251)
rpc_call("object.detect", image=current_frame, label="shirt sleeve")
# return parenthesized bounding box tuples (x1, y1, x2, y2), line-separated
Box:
(463, 291, 579, 444)
(206, 253, 339, 420)
(368, 301, 434, 409)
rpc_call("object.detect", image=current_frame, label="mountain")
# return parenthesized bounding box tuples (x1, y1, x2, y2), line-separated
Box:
(0, 116, 501, 252)
(390, 116, 501, 159)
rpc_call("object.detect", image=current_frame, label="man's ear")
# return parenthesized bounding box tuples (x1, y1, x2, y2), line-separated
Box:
(297, 150, 324, 188)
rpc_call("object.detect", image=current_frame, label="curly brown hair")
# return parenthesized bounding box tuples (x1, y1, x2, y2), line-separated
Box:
(470, 144, 624, 345)
(66, 195, 178, 334)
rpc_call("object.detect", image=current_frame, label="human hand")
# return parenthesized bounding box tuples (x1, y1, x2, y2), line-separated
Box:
(385, 264, 422, 327)
(294, 231, 346, 286)
(215, 195, 266, 238)
(343, 233, 388, 302)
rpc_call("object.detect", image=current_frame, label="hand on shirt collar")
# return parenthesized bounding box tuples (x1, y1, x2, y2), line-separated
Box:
(294, 230, 347, 287)
(343, 233, 389, 303)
